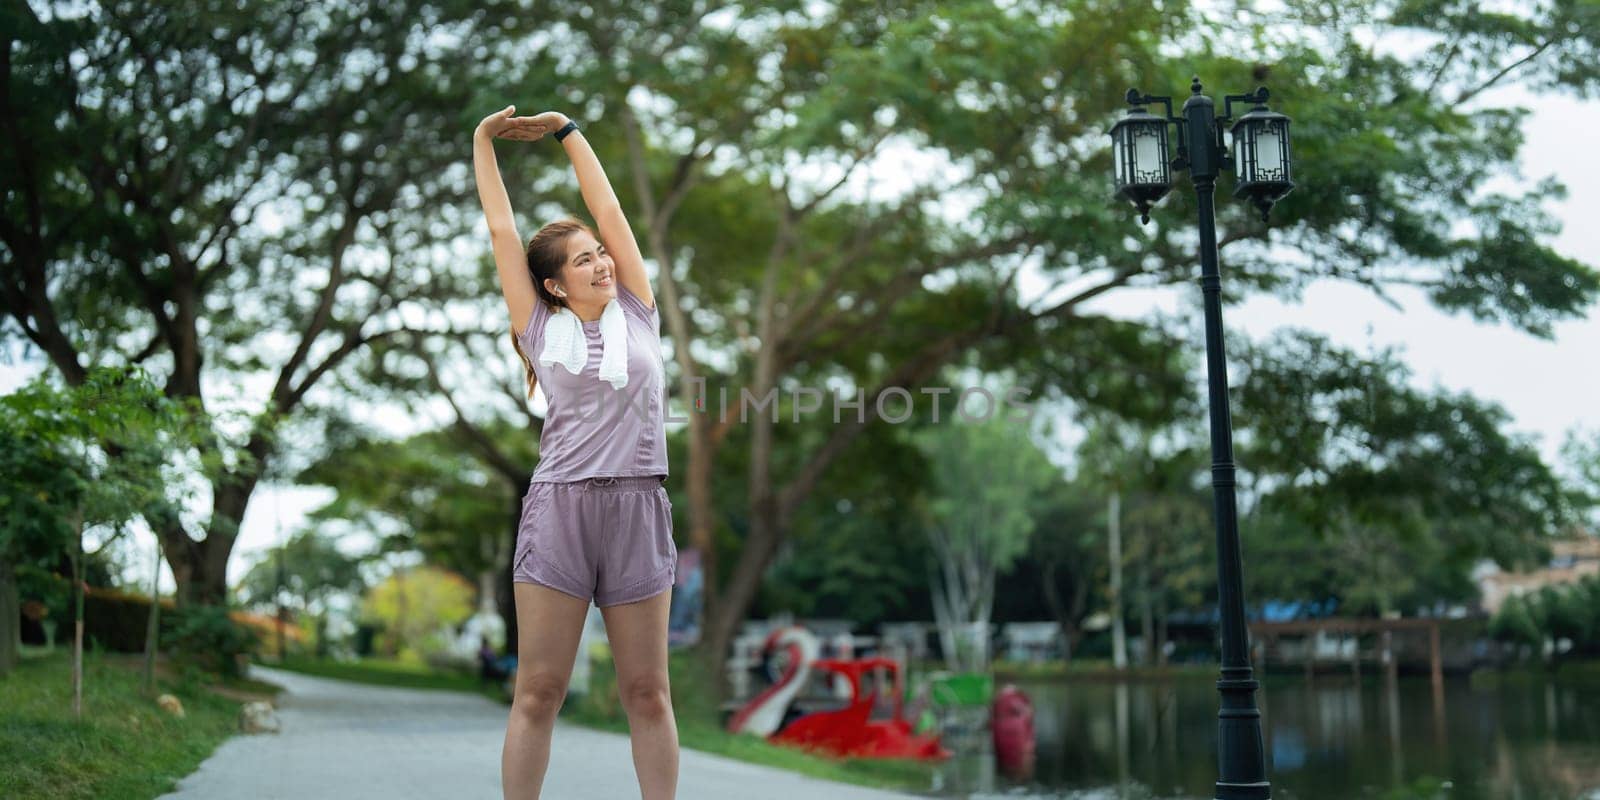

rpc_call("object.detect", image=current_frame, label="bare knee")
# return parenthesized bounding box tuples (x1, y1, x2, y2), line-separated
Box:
(513, 672, 568, 726)
(620, 676, 672, 722)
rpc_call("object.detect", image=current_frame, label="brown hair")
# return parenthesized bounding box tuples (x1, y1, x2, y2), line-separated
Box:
(510, 217, 594, 400)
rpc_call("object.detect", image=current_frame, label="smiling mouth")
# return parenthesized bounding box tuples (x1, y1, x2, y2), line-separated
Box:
(593, 275, 613, 287)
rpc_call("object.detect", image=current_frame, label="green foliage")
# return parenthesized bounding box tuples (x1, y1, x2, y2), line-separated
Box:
(359, 566, 476, 660)
(1234, 331, 1574, 614)
(915, 406, 1061, 669)
(1560, 428, 1600, 528)
(918, 411, 1060, 575)
(1488, 594, 1546, 650)
(237, 528, 367, 657)
(160, 605, 259, 679)
(296, 426, 527, 581)
(7, 0, 1597, 660)
(0, 366, 200, 566)
(1490, 574, 1600, 658)
(2, 0, 541, 602)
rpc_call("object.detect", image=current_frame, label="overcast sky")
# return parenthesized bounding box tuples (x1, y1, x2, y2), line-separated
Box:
(3, 72, 1596, 593)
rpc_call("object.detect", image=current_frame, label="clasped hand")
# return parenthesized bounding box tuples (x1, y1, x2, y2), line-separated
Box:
(475, 105, 569, 142)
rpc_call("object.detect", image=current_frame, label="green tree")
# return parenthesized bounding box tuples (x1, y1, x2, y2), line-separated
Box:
(1560, 428, 1600, 530)
(294, 421, 526, 647)
(0, 366, 199, 711)
(1018, 477, 1106, 660)
(360, 565, 476, 660)
(504, 0, 1598, 682)
(1489, 576, 1600, 663)
(1071, 408, 1211, 668)
(915, 407, 1060, 671)
(1234, 331, 1574, 615)
(1, 0, 534, 605)
(758, 420, 936, 626)
(9, 0, 1597, 697)
(238, 528, 367, 658)
(1117, 449, 1213, 666)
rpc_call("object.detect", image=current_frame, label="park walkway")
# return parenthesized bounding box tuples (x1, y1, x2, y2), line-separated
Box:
(158, 665, 926, 800)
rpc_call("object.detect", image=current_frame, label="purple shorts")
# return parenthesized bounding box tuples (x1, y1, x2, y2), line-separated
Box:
(512, 475, 677, 607)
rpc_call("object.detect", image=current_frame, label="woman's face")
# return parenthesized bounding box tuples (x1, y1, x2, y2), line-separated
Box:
(549, 230, 616, 306)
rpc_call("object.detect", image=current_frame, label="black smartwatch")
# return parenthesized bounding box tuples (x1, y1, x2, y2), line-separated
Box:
(553, 120, 579, 142)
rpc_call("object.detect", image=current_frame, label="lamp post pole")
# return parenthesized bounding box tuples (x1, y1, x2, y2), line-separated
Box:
(1185, 80, 1270, 800)
(1111, 75, 1294, 800)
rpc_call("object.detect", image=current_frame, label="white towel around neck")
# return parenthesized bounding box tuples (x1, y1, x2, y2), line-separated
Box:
(537, 299, 629, 390)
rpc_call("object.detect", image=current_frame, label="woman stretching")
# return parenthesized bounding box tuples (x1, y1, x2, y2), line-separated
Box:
(473, 104, 678, 800)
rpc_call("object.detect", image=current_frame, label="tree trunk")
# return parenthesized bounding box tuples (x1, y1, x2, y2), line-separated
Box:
(618, 106, 722, 687)
(394, 567, 407, 658)
(157, 463, 261, 608)
(142, 538, 162, 694)
(1156, 590, 1170, 668)
(1108, 492, 1127, 670)
(685, 428, 720, 675)
(1040, 559, 1068, 661)
(156, 517, 232, 607)
(72, 510, 85, 719)
(0, 558, 19, 677)
(1139, 567, 1155, 666)
(500, 498, 520, 655)
(275, 547, 287, 662)
(1042, 558, 1092, 663)
(695, 506, 787, 704)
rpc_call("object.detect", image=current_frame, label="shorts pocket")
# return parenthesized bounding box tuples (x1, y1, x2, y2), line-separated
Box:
(514, 483, 553, 571)
(656, 488, 677, 566)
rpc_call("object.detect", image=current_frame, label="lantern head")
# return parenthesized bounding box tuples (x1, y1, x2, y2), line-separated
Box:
(1229, 93, 1294, 222)
(1109, 90, 1173, 224)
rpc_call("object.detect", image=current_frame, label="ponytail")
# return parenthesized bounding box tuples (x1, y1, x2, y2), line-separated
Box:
(510, 325, 539, 401)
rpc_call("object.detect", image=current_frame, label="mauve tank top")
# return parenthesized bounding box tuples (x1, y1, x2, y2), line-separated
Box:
(516, 282, 668, 483)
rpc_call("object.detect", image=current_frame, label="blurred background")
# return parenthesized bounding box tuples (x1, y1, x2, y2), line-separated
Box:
(3, 0, 1599, 798)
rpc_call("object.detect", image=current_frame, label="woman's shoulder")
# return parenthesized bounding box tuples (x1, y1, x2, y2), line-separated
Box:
(615, 282, 660, 334)
(515, 299, 553, 349)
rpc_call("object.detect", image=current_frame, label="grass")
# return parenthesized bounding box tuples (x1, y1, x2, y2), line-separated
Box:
(1469, 657, 1600, 690)
(272, 655, 504, 700)
(0, 646, 281, 800)
(991, 656, 1218, 681)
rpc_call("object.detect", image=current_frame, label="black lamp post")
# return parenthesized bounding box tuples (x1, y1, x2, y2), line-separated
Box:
(1109, 76, 1293, 800)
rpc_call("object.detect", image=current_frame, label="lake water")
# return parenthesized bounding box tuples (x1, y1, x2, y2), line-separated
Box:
(925, 673, 1600, 799)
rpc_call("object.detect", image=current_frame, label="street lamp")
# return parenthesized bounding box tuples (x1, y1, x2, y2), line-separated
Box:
(1108, 76, 1293, 800)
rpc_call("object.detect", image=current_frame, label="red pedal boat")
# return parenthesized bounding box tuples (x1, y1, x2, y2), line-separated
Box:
(726, 626, 950, 761)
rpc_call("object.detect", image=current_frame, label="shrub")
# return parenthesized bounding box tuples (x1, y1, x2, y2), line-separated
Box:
(161, 604, 258, 678)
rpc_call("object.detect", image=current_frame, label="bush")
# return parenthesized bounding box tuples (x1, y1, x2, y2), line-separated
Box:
(1489, 576, 1600, 659)
(16, 573, 175, 653)
(161, 604, 258, 678)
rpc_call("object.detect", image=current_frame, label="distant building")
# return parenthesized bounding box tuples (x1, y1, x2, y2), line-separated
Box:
(1473, 531, 1600, 615)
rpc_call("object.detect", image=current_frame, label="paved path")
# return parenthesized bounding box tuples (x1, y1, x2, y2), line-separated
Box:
(158, 665, 926, 800)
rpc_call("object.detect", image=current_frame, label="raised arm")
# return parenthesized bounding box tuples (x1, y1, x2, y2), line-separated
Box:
(518, 111, 655, 310)
(473, 106, 540, 336)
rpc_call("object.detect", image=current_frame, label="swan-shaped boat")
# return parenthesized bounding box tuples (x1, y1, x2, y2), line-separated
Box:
(725, 625, 950, 761)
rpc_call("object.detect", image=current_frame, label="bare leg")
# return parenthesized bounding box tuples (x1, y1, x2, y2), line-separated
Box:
(502, 582, 590, 800)
(600, 588, 679, 800)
